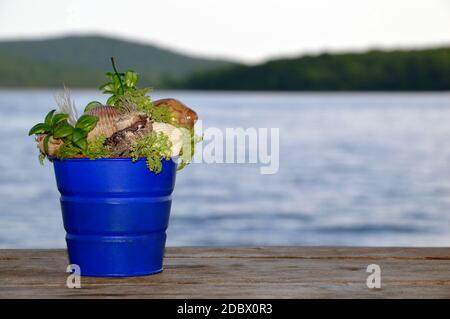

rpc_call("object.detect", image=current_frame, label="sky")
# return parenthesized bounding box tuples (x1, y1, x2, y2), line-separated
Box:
(0, 0, 449, 63)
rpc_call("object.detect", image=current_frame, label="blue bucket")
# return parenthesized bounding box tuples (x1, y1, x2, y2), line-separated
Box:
(53, 158, 177, 277)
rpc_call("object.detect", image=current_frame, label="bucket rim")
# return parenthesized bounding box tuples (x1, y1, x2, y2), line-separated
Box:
(50, 157, 178, 162)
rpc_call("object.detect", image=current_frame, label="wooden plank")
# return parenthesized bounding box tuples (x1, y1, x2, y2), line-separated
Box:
(0, 247, 449, 298)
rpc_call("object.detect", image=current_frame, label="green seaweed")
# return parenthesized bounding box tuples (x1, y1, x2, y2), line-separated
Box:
(130, 132, 173, 174)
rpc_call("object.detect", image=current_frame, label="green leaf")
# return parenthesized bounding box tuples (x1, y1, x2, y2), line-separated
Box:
(75, 115, 98, 133)
(53, 123, 73, 138)
(112, 74, 123, 93)
(74, 139, 87, 150)
(72, 127, 87, 142)
(51, 113, 69, 126)
(43, 134, 50, 154)
(44, 110, 56, 126)
(125, 70, 138, 88)
(38, 152, 45, 165)
(99, 83, 114, 93)
(28, 123, 49, 136)
(71, 127, 88, 150)
(107, 95, 118, 106)
(84, 101, 103, 113)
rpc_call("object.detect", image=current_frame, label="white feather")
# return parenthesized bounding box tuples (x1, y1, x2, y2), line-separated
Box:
(55, 86, 78, 126)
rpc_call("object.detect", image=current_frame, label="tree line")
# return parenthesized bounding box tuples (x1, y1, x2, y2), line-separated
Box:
(176, 48, 450, 91)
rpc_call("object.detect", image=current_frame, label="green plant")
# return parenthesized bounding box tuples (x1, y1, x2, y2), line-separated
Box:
(86, 135, 111, 159)
(29, 60, 201, 173)
(58, 135, 112, 159)
(130, 132, 173, 174)
(115, 89, 173, 123)
(115, 87, 151, 111)
(99, 57, 140, 106)
(93, 57, 174, 123)
(70, 115, 99, 150)
(29, 110, 98, 157)
(146, 101, 174, 123)
(84, 101, 103, 112)
(38, 152, 46, 165)
(28, 109, 70, 154)
(56, 141, 83, 158)
(177, 128, 202, 171)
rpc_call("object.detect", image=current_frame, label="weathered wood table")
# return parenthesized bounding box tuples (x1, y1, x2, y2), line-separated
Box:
(0, 247, 449, 298)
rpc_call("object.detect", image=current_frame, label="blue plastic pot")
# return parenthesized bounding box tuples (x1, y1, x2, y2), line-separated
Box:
(52, 158, 177, 277)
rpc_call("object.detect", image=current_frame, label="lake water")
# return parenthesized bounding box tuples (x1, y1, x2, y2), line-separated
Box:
(0, 90, 449, 248)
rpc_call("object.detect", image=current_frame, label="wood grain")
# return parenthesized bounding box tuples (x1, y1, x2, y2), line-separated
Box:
(0, 247, 449, 298)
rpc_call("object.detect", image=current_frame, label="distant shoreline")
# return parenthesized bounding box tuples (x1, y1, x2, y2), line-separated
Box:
(1, 88, 449, 94)
(0, 35, 448, 91)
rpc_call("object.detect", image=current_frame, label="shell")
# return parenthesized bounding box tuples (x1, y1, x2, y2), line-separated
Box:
(153, 99, 198, 129)
(106, 112, 153, 157)
(114, 112, 148, 131)
(152, 122, 184, 156)
(37, 134, 63, 156)
(85, 106, 122, 141)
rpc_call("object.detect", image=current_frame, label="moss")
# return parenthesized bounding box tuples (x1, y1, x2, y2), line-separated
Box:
(130, 132, 173, 174)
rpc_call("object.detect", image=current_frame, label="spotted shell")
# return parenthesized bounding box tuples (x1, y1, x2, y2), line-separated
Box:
(85, 106, 122, 141)
(153, 99, 198, 129)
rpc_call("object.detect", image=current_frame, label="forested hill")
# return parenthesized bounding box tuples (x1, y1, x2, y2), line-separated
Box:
(0, 37, 448, 90)
(0, 35, 236, 88)
(179, 47, 450, 91)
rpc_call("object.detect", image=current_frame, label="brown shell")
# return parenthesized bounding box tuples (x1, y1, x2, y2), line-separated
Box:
(85, 106, 122, 141)
(114, 112, 149, 131)
(106, 113, 153, 157)
(153, 98, 198, 129)
(37, 134, 63, 156)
